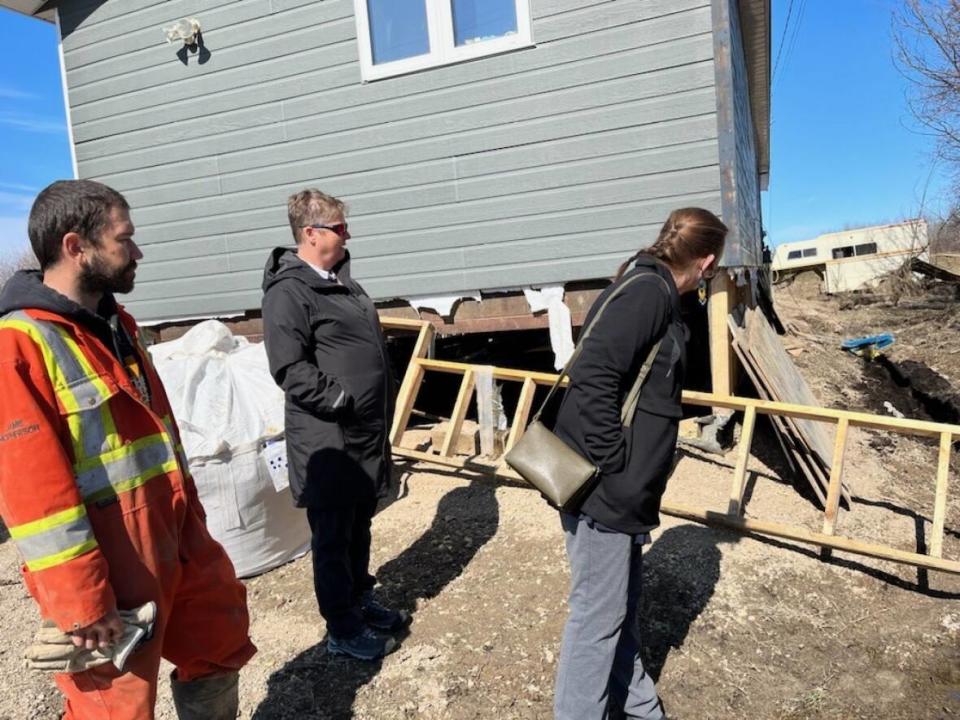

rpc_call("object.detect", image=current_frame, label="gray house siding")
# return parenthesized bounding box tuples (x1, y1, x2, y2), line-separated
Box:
(711, 0, 763, 267)
(55, 0, 726, 321)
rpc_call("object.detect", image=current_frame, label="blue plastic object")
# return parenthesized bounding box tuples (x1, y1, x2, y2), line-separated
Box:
(841, 333, 895, 358)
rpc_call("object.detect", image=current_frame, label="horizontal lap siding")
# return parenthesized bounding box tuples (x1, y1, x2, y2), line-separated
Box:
(59, 0, 720, 321)
(712, 0, 762, 267)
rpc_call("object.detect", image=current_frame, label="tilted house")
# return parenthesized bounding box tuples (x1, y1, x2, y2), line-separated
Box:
(7, 0, 770, 393)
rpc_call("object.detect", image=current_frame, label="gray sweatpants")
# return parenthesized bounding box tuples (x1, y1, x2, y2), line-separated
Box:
(554, 513, 665, 720)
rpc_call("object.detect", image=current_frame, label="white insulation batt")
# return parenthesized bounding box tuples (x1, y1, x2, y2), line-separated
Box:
(149, 320, 310, 578)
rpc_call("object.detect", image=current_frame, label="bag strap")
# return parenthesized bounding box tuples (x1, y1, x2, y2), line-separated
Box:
(530, 271, 673, 425)
(621, 336, 662, 427)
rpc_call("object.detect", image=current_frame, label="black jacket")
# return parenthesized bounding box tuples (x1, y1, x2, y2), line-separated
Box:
(553, 256, 686, 534)
(261, 249, 395, 508)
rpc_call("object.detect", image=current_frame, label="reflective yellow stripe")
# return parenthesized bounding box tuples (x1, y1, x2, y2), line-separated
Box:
(75, 433, 179, 503)
(0, 319, 70, 408)
(9, 505, 99, 572)
(8, 505, 86, 540)
(0, 314, 119, 461)
(25, 539, 99, 572)
(161, 414, 191, 474)
(86, 459, 179, 504)
(49, 323, 122, 454)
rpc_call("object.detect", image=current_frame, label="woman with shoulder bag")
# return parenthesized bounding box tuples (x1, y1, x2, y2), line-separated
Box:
(552, 208, 728, 720)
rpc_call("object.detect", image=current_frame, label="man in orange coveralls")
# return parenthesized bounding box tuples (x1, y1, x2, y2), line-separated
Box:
(0, 180, 256, 719)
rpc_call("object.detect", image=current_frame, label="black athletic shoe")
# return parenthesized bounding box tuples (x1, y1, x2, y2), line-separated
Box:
(327, 627, 397, 661)
(360, 592, 411, 633)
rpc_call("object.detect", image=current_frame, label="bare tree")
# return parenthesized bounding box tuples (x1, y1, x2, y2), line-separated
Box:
(0, 247, 38, 287)
(894, 0, 960, 194)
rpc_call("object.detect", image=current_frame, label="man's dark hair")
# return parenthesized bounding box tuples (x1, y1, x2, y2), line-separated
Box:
(28, 180, 130, 270)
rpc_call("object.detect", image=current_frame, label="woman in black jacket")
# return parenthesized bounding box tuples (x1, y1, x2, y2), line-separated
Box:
(553, 208, 727, 720)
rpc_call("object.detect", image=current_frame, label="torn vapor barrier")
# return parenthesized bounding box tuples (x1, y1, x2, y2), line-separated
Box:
(523, 285, 574, 370)
(408, 292, 481, 318)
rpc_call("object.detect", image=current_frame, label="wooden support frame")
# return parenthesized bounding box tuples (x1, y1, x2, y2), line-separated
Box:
(441, 370, 476, 457)
(709, 272, 737, 398)
(821, 418, 849, 536)
(727, 405, 756, 516)
(381, 321, 960, 576)
(383, 317, 435, 447)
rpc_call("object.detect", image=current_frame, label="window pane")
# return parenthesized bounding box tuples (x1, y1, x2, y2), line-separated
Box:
(802, 248, 817, 257)
(854, 243, 878, 256)
(452, 0, 518, 46)
(367, 0, 430, 65)
(787, 250, 802, 260)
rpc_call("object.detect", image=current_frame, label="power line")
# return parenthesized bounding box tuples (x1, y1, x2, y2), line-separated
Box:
(775, 0, 807, 92)
(771, 0, 797, 85)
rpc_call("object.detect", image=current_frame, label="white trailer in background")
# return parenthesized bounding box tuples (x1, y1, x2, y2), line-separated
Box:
(771, 219, 928, 293)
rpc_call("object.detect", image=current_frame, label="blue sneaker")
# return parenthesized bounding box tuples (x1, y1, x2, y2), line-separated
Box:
(327, 627, 397, 661)
(360, 592, 411, 633)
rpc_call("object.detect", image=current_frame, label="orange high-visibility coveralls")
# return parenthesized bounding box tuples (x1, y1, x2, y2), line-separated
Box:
(0, 306, 256, 719)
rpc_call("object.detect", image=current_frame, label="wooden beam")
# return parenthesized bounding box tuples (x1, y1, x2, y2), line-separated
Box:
(728, 405, 757, 516)
(393, 446, 523, 482)
(388, 323, 434, 446)
(505, 377, 537, 452)
(380, 316, 435, 331)
(441, 370, 476, 457)
(414, 357, 960, 439)
(682, 390, 960, 439)
(821, 418, 849, 536)
(930, 431, 953, 558)
(417, 358, 568, 386)
(662, 502, 960, 576)
(709, 272, 736, 398)
(390, 446, 960, 576)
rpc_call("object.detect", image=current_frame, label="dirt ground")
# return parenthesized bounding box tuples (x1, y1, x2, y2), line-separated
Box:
(0, 277, 958, 720)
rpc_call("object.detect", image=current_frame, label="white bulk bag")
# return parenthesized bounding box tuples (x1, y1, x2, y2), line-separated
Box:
(149, 320, 309, 577)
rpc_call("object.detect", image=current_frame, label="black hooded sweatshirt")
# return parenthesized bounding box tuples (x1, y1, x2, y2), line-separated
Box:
(0, 270, 143, 379)
(553, 256, 687, 534)
(261, 248, 395, 509)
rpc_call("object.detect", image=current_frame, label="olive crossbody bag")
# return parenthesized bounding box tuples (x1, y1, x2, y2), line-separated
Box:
(504, 272, 670, 512)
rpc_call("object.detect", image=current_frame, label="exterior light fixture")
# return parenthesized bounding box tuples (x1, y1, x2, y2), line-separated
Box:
(163, 18, 201, 46)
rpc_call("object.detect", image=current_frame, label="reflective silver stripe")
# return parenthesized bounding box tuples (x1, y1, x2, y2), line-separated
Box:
(5, 311, 88, 389)
(13, 513, 96, 565)
(3, 311, 113, 459)
(76, 438, 176, 500)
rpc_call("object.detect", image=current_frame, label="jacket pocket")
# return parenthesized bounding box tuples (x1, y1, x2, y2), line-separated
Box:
(59, 374, 120, 463)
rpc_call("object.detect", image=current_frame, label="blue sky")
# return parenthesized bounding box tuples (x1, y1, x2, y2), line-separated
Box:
(762, 0, 951, 244)
(0, 8, 73, 258)
(0, 1, 952, 258)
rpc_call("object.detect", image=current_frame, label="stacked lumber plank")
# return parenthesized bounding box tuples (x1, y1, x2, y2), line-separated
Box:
(728, 307, 851, 507)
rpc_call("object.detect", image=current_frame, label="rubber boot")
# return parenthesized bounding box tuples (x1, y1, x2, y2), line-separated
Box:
(170, 671, 239, 720)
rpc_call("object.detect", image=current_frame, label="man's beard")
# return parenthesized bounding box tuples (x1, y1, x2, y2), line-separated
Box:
(79, 253, 136, 295)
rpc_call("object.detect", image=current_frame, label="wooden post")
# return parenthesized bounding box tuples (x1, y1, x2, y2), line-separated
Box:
(821, 418, 849, 536)
(930, 432, 953, 558)
(709, 272, 736, 398)
(505, 377, 537, 453)
(727, 405, 757, 516)
(389, 323, 435, 446)
(441, 369, 476, 457)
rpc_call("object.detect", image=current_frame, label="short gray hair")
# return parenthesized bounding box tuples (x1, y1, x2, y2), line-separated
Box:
(287, 189, 347, 244)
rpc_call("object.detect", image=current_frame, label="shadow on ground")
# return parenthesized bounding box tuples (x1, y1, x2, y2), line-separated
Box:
(251, 481, 500, 719)
(639, 524, 740, 682)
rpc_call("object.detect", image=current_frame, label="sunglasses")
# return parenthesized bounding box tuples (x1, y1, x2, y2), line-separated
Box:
(304, 222, 349, 237)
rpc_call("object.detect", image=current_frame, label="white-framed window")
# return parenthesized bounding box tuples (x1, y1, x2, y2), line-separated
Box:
(353, 0, 534, 81)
